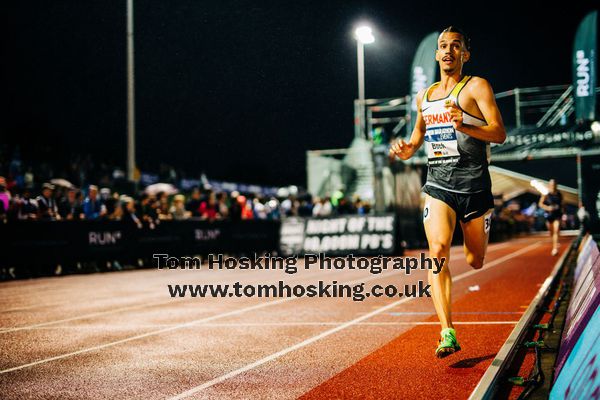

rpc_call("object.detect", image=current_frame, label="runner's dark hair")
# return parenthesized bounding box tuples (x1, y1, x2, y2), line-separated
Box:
(440, 26, 471, 51)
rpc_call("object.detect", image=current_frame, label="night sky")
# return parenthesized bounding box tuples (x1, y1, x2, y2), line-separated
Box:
(3, 1, 597, 186)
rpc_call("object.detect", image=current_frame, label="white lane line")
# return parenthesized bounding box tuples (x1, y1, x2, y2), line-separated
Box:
(0, 266, 345, 333)
(0, 264, 293, 312)
(0, 267, 287, 313)
(0, 299, 185, 334)
(0, 301, 70, 313)
(194, 321, 518, 326)
(0, 298, 289, 375)
(167, 241, 542, 399)
(15, 321, 519, 329)
(0, 259, 421, 374)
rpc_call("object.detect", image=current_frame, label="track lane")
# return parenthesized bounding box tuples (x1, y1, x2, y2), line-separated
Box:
(0, 236, 567, 399)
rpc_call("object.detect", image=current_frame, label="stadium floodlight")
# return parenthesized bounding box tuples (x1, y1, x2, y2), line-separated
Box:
(591, 120, 600, 137)
(355, 26, 375, 44)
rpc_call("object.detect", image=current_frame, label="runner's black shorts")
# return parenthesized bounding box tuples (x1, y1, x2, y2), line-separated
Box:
(545, 211, 563, 223)
(423, 185, 494, 223)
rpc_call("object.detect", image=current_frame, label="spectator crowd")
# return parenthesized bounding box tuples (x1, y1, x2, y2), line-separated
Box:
(0, 179, 373, 225)
(0, 147, 582, 232)
(0, 148, 377, 225)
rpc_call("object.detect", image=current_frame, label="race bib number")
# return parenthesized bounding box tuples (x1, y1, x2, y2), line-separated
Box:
(484, 212, 491, 234)
(425, 126, 459, 163)
(423, 203, 431, 221)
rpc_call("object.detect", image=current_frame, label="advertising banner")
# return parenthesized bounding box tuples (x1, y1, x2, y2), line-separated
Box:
(554, 235, 600, 381)
(573, 11, 597, 121)
(279, 214, 397, 256)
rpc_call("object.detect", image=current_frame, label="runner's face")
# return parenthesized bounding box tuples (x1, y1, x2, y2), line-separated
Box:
(436, 32, 469, 73)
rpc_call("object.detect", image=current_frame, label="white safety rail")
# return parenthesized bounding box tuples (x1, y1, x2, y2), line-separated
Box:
(468, 240, 574, 400)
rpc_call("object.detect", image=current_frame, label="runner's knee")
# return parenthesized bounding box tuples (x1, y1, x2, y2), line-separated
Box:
(466, 252, 484, 270)
(430, 241, 450, 258)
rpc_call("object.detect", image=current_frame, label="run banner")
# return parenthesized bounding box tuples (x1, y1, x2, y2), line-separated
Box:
(0, 220, 280, 266)
(573, 11, 597, 121)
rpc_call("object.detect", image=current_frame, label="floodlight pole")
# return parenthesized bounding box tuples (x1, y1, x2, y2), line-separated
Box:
(126, 0, 136, 182)
(356, 41, 365, 138)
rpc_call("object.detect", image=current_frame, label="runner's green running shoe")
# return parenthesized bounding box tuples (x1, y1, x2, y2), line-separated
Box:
(435, 328, 461, 358)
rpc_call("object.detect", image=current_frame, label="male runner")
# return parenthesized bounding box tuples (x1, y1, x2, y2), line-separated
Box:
(389, 26, 506, 357)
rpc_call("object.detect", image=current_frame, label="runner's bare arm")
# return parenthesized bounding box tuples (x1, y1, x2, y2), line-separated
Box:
(447, 77, 506, 144)
(538, 194, 551, 212)
(389, 89, 426, 160)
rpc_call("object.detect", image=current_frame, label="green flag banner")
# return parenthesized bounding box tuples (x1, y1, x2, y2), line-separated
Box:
(573, 11, 597, 121)
(409, 32, 439, 134)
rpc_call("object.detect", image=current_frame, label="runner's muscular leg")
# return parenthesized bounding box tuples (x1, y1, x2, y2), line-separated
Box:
(460, 210, 492, 270)
(547, 220, 555, 245)
(552, 219, 560, 250)
(423, 195, 456, 330)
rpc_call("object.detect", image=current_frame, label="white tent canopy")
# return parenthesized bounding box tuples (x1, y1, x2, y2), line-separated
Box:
(489, 165, 579, 205)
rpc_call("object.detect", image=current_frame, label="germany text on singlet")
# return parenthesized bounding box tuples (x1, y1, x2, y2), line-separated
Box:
(421, 75, 491, 194)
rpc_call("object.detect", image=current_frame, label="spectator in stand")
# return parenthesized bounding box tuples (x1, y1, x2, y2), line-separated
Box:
(253, 197, 267, 219)
(121, 196, 143, 228)
(216, 192, 229, 219)
(312, 197, 333, 217)
(139, 193, 158, 228)
(4, 174, 18, 194)
(280, 197, 291, 217)
(199, 191, 219, 221)
(16, 188, 38, 220)
(99, 188, 111, 203)
(106, 198, 123, 221)
(185, 188, 202, 217)
(311, 197, 321, 217)
(58, 188, 84, 220)
(353, 196, 371, 215)
(229, 191, 242, 221)
(297, 196, 313, 217)
(241, 196, 254, 220)
(23, 167, 34, 190)
(151, 195, 162, 222)
(82, 185, 106, 220)
(0, 177, 10, 221)
(170, 194, 191, 220)
(265, 197, 280, 219)
(157, 191, 171, 220)
(337, 197, 355, 215)
(37, 183, 60, 221)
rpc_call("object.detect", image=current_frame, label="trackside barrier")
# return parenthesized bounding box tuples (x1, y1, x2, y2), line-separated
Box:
(0, 215, 401, 270)
(468, 238, 575, 400)
(0, 220, 280, 267)
(550, 235, 600, 399)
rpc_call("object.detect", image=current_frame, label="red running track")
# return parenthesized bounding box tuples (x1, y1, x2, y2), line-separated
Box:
(0, 234, 570, 399)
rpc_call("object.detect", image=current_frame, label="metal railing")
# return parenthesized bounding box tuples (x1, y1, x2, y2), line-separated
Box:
(358, 84, 600, 140)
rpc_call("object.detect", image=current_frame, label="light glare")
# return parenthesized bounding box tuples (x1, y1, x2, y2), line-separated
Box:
(530, 179, 549, 195)
(355, 26, 375, 44)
